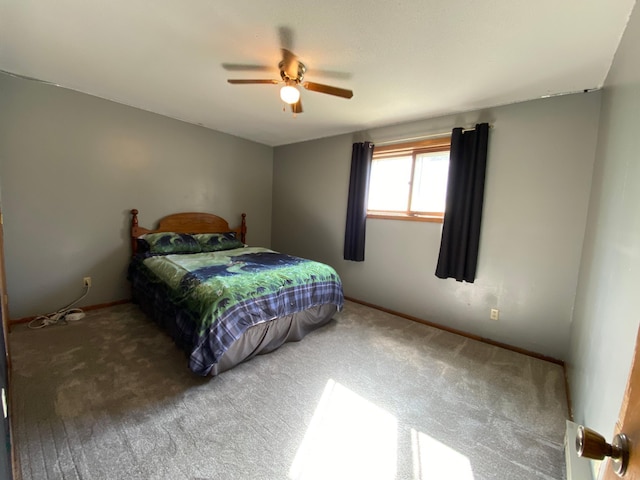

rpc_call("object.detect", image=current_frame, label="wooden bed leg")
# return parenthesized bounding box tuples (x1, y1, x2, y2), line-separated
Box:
(131, 209, 139, 255)
(241, 213, 247, 244)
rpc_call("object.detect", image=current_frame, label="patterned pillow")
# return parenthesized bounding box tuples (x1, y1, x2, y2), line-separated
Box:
(138, 232, 202, 255)
(194, 232, 244, 252)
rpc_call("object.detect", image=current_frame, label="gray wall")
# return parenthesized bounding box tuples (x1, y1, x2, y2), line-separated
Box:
(0, 72, 273, 319)
(273, 92, 601, 361)
(568, 2, 640, 477)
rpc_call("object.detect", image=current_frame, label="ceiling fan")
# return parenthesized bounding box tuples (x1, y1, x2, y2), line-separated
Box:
(225, 28, 353, 114)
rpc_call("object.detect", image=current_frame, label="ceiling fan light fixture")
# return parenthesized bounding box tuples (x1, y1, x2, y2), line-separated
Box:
(280, 85, 300, 104)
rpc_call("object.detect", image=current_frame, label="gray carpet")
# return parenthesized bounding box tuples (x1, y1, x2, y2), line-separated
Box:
(10, 301, 568, 480)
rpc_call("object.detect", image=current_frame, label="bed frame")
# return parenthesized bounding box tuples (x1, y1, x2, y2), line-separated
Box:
(130, 208, 247, 255)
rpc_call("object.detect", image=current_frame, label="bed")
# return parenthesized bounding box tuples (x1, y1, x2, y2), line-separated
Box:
(127, 209, 344, 376)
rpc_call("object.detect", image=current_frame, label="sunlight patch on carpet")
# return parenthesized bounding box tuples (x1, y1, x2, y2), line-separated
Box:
(289, 379, 397, 480)
(411, 428, 474, 479)
(290, 378, 475, 480)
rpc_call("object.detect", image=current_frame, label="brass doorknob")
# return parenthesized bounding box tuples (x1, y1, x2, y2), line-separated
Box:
(576, 425, 630, 477)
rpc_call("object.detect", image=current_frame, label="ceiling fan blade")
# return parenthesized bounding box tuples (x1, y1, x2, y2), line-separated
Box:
(281, 48, 299, 79)
(222, 63, 274, 72)
(302, 81, 353, 99)
(278, 26, 294, 51)
(291, 99, 303, 114)
(227, 79, 279, 85)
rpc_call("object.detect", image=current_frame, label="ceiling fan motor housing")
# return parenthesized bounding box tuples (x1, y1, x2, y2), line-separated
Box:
(279, 60, 306, 84)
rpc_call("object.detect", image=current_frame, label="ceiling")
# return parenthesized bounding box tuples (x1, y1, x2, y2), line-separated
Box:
(0, 1, 636, 147)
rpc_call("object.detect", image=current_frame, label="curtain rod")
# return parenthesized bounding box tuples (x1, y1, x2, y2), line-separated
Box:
(374, 124, 493, 147)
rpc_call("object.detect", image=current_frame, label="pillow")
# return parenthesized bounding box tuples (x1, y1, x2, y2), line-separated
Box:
(138, 232, 202, 255)
(194, 232, 244, 252)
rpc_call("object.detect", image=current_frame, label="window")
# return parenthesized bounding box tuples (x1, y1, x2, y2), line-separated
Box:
(367, 137, 451, 223)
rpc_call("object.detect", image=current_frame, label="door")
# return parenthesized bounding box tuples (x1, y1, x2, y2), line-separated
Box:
(0, 211, 10, 373)
(601, 323, 640, 479)
(0, 211, 12, 480)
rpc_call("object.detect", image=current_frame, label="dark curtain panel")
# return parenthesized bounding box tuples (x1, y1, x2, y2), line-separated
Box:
(435, 123, 490, 282)
(344, 141, 374, 261)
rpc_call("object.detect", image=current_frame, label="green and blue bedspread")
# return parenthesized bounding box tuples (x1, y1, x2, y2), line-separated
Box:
(129, 247, 343, 375)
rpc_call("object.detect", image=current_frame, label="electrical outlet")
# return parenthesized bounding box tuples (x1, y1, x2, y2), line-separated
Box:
(83, 276, 92, 288)
(490, 308, 499, 321)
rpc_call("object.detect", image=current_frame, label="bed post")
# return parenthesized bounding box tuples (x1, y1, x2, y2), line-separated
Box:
(131, 209, 139, 255)
(240, 213, 247, 244)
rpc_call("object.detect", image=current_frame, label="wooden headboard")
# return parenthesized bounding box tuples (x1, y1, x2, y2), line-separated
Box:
(130, 209, 247, 255)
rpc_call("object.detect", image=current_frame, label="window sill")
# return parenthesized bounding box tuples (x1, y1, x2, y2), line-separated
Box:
(366, 213, 444, 224)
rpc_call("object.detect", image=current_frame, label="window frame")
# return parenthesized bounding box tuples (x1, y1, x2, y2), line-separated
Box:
(367, 136, 451, 223)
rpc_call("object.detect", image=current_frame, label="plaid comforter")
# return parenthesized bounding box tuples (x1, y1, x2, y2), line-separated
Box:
(129, 247, 344, 375)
